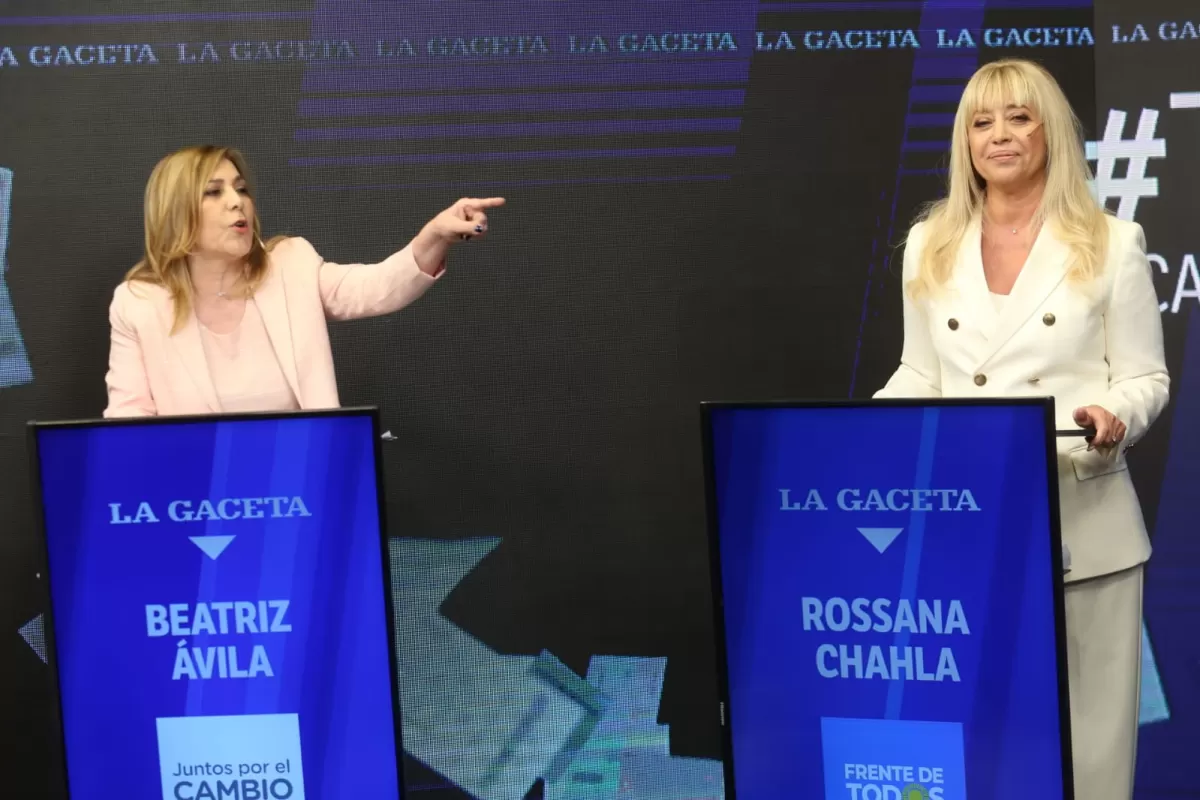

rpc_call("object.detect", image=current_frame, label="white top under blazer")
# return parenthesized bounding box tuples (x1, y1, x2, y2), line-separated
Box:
(876, 214, 1169, 582)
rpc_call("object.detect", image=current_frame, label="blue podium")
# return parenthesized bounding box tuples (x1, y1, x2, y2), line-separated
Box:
(702, 399, 1073, 800)
(29, 408, 406, 800)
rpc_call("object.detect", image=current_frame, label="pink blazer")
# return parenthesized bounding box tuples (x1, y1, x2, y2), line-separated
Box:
(103, 236, 439, 417)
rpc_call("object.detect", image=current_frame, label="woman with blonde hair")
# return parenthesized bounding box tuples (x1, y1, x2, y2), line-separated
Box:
(104, 145, 503, 416)
(876, 59, 1168, 797)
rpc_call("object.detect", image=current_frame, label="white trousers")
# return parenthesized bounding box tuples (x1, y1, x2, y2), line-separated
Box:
(1064, 564, 1143, 800)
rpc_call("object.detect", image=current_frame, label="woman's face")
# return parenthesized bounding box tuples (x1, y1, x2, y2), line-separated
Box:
(194, 158, 254, 261)
(967, 101, 1047, 192)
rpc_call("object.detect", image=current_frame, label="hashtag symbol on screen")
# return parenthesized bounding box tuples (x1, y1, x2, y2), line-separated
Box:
(1085, 109, 1166, 222)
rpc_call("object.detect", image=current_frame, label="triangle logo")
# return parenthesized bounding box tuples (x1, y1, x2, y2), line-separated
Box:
(190, 535, 236, 560)
(856, 527, 904, 554)
(19, 613, 47, 664)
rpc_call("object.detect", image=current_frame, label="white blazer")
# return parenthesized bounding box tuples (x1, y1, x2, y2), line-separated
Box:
(876, 215, 1169, 582)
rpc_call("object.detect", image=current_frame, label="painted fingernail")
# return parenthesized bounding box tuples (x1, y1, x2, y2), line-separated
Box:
(474, 224, 484, 233)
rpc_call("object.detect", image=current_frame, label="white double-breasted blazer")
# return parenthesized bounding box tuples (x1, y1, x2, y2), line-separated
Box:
(876, 214, 1169, 582)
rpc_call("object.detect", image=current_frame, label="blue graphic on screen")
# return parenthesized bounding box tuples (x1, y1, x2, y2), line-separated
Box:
(0, 167, 34, 388)
(35, 413, 401, 800)
(708, 403, 1068, 800)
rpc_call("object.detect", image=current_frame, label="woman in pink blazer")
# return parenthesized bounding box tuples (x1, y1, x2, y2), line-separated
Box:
(104, 145, 503, 417)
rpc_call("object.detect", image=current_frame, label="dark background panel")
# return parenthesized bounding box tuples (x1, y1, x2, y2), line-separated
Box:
(1094, 0, 1200, 795)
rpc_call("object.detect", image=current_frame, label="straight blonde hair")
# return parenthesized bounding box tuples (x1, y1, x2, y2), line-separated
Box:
(126, 145, 279, 332)
(909, 59, 1108, 298)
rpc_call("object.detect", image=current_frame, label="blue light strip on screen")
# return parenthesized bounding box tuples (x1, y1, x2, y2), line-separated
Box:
(0, 11, 309, 25)
(296, 90, 748, 119)
(299, 59, 750, 94)
(295, 118, 743, 143)
(290, 146, 738, 168)
(759, 0, 1089, 8)
(182, 420, 237, 717)
(884, 407, 941, 719)
(296, 174, 732, 192)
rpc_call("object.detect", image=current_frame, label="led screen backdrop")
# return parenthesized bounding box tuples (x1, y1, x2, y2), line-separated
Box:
(0, 0, 1195, 797)
(1091, 0, 1200, 794)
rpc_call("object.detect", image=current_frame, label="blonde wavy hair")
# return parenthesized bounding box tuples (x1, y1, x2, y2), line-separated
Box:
(126, 145, 280, 332)
(908, 59, 1108, 298)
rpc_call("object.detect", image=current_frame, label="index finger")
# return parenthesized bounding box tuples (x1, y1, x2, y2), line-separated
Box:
(465, 197, 506, 209)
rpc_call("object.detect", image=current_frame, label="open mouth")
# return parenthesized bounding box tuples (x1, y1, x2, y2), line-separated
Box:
(232, 220, 248, 229)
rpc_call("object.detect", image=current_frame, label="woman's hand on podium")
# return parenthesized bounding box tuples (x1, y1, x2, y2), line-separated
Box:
(1074, 405, 1126, 452)
(412, 197, 506, 276)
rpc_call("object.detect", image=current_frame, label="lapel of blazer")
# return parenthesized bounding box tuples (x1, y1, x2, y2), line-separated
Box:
(252, 260, 303, 404)
(965, 217, 1071, 370)
(158, 295, 222, 414)
(954, 217, 998, 342)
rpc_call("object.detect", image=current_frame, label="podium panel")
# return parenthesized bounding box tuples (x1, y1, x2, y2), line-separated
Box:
(30, 409, 404, 800)
(703, 400, 1071, 800)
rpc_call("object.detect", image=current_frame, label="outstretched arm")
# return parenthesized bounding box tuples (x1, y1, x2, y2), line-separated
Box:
(318, 197, 505, 321)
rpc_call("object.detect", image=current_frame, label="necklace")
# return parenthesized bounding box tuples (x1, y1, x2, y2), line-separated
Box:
(194, 269, 244, 299)
(983, 213, 1033, 237)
